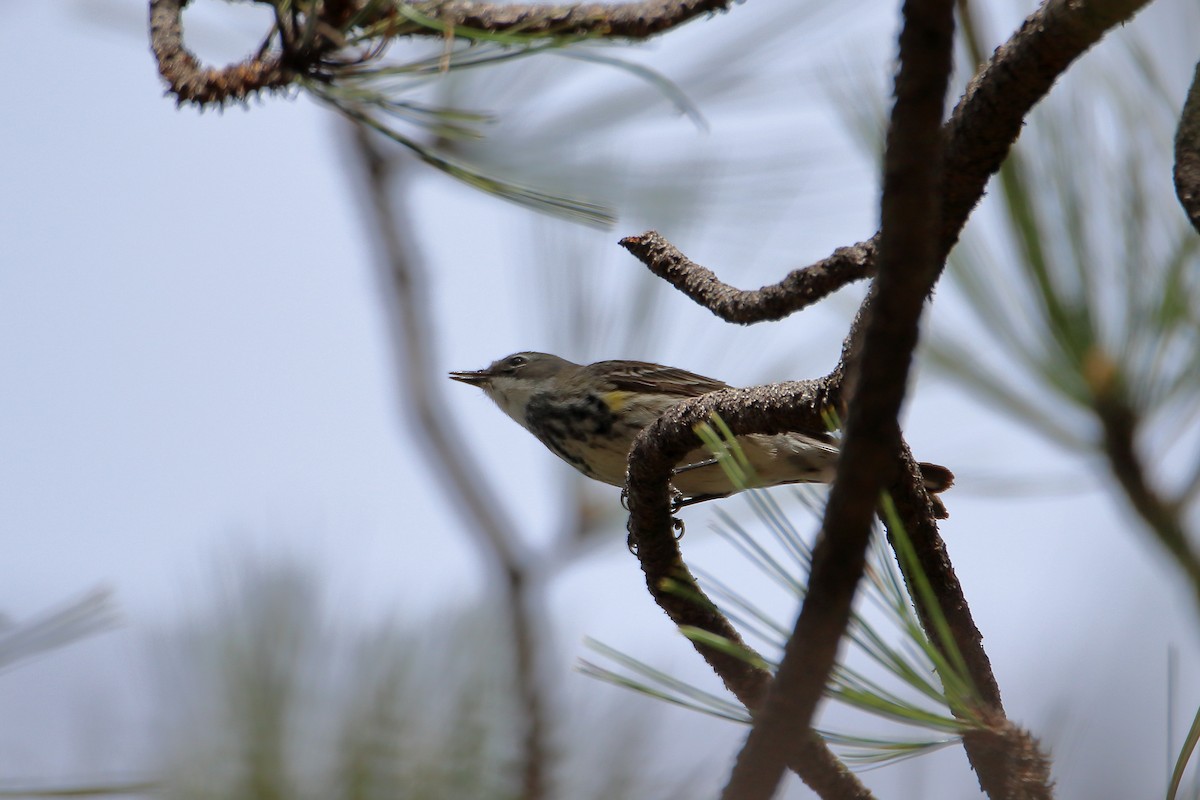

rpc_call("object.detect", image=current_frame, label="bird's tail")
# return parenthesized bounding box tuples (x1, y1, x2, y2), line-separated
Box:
(915, 462, 955, 520)
(918, 462, 955, 494)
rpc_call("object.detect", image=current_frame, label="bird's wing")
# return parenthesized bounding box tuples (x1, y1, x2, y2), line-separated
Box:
(591, 360, 837, 442)
(588, 360, 730, 397)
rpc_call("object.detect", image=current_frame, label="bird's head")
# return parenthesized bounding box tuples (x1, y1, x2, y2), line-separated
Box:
(449, 352, 577, 423)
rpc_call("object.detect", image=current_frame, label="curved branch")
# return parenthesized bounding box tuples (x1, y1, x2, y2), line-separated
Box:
(150, 0, 294, 106)
(622, 4, 1147, 794)
(151, 0, 734, 106)
(625, 377, 873, 800)
(619, 232, 876, 325)
(1174, 59, 1200, 234)
(622, 0, 1153, 325)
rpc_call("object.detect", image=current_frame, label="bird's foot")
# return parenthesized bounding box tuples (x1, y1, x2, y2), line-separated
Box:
(670, 491, 730, 511)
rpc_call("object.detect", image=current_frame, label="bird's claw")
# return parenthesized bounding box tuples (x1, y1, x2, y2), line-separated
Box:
(626, 488, 688, 552)
(668, 486, 687, 514)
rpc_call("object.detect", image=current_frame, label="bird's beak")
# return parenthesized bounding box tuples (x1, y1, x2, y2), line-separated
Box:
(449, 369, 491, 387)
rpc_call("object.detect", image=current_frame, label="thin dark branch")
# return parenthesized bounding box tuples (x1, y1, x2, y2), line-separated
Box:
(625, 377, 874, 800)
(1097, 393, 1200, 605)
(346, 124, 550, 800)
(884, 446, 1054, 798)
(886, 445, 1001, 707)
(921, 10, 1061, 792)
(620, 0, 1154, 325)
(618, 232, 876, 324)
(1174, 59, 1200, 234)
(717, 0, 956, 794)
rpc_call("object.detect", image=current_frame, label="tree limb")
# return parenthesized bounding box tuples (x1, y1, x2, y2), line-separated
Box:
(150, 0, 735, 106)
(625, 376, 874, 799)
(1174, 59, 1200, 234)
(620, 0, 1154, 325)
(938, 0, 1151, 255)
(715, 0, 956, 793)
(621, 2, 1153, 795)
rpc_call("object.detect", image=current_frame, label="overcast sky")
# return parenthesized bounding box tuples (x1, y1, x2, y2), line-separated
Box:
(3, 0, 1200, 796)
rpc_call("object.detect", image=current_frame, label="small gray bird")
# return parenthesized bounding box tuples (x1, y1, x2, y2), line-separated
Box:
(450, 352, 953, 511)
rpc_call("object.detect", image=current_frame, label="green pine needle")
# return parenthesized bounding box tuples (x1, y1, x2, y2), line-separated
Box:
(583, 414, 989, 768)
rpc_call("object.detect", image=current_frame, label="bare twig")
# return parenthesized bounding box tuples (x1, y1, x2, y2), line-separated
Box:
(618, 232, 876, 324)
(620, 0, 1154, 325)
(1174, 59, 1200, 234)
(625, 376, 874, 799)
(346, 124, 549, 800)
(716, 0, 956, 794)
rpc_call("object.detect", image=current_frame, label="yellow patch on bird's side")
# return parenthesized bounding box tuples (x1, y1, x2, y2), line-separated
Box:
(601, 390, 634, 411)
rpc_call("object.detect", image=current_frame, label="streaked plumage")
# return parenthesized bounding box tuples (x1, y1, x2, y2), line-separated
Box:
(450, 352, 953, 508)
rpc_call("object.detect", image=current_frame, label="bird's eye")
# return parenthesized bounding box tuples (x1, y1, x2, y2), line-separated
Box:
(496, 354, 528, 376)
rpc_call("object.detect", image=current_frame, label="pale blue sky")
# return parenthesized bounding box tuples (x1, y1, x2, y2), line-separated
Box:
(2, 0, 1199, 796)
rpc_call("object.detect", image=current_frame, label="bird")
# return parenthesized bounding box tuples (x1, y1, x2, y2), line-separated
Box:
(449, 352, 953, 513)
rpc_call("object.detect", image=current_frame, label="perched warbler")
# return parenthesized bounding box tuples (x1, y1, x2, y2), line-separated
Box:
(450, 352, 953, 512)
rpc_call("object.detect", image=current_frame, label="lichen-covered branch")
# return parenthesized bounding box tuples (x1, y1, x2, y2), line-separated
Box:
(938, 0, 1153, 255)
